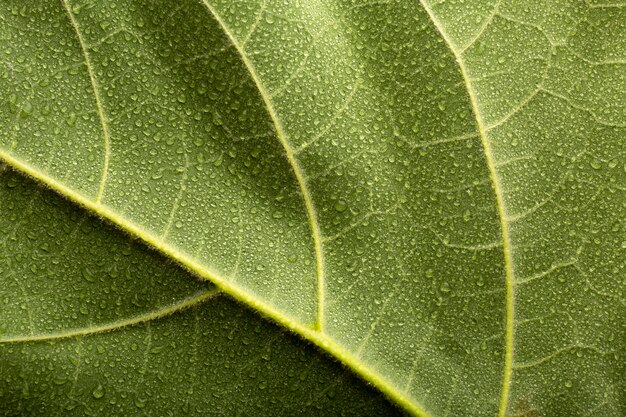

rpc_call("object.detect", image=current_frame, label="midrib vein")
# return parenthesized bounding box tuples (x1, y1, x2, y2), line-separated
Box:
(61, 0, 111, 203)
(0, 146, 429, 417)
(417, 2, 516, 416)
(1, 289, 219, 344)
(0, 3, 491, 415)
(197, 0, 327, 331)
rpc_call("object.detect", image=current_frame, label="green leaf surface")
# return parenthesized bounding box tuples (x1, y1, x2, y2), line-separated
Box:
(0, 0, 623, 416)
(0, 169, 400, 416)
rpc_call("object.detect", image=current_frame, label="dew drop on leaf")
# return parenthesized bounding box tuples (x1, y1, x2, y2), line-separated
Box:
(92, 384, 105, 399)
(334, 200, 348, 212)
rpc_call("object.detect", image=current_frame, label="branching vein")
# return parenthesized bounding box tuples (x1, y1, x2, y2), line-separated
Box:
(61, 0, 111, 203)
(1, 289, 219, 344)
(418, 2, 517, 416)
(198, 0, 327, 331)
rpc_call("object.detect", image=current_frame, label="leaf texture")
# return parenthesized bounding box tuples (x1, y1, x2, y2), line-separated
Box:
(0, 0, 623, 415)
(0, 169, 401, 416)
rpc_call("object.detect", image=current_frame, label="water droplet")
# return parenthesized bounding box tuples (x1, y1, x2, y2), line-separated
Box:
(92, 384, 105, 399)
(66, 113, 77, 126)
(6, 177, 19, 188)
(334, 200, 348, 212)
(8, 94, 17, 113)
(134, 396, 147, 408)
(82, 267, 96, 282)
(20, 101, 33, 118)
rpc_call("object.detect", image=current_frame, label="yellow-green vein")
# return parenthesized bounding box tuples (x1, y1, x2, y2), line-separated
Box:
(1, 289, 220, 344)
(197, 0, 327, 332)
(60, 0, 111, 203)
(0, 151, 431, 417)
(417, 2, 517, 416)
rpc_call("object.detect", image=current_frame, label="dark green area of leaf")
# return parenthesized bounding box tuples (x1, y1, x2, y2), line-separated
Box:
(0, 168, 402, 416)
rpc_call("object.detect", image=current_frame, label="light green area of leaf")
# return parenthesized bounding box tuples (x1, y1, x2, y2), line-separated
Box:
(0, 0, 623, 416)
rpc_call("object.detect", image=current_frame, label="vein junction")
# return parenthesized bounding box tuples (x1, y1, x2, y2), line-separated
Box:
(198, 0, 327, 332)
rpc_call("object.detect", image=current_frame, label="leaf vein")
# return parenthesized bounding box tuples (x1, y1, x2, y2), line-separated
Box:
(197, 0, 327, 331)
(60, 0, 111, 203)
(418, 2, 517, 416)
(0, 289, 220, 344)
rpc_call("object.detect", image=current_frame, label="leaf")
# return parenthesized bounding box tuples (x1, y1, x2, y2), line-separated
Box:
(0, 170, 399, 416)
(0, 0, 623, 416)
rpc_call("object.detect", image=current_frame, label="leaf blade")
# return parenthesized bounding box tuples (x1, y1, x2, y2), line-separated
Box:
(0, 167, 401, 416)
(0, 0, 622, 415)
